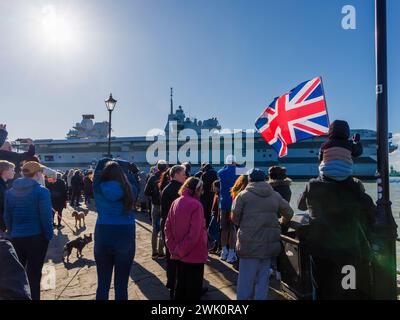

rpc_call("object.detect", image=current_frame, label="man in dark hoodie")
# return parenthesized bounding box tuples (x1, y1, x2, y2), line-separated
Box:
(160, 165, 187, 299)
(145, 160, 168, 259)
(46, 173, 68, 229)
(199, 163, 218, 228)
(70, 170, 84, 207)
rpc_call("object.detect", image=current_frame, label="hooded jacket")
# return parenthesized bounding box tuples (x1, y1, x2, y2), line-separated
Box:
(232, 181, 294, 259)
(4, 178, 53, 241)
(164, 189, 208, 264)
(93, 158, 135, 225)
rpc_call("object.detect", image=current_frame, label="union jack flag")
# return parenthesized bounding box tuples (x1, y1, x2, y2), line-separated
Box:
(255, 77, 330, 157)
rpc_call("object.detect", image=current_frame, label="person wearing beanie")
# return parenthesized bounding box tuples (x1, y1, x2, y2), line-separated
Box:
(4, 161, 53, 300)
(318, 120, 363, 181)
(232, 168, 293, 300)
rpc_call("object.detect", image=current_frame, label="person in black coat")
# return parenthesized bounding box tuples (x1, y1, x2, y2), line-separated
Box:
(160, 165, 187, 299)
(268, 166, 292, 203)
(70, 170, 84, 207)
(297, 175, 375, 300)
(145, 160, 168, 259)
(46, 174, 68, 228)
(199, 163, 218, 228)
(83, 171, 94, 206)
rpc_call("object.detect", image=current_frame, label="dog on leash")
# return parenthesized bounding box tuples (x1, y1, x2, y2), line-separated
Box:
(63, 234, 93, 262)
(72, 210, 86, 228)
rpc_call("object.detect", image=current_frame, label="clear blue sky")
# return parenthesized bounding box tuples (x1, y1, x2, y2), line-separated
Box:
(1, 0, 399, 140)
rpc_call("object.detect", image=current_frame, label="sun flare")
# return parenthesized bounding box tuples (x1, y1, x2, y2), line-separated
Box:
(40, 5, 77, 50)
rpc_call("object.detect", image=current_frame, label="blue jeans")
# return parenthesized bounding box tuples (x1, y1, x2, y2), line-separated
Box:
(237, 257, 272, 300)
(94, 224, 135, 300)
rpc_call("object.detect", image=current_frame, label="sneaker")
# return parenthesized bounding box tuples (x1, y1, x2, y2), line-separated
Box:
(151, 254, 158, 260)
(220, 247, 229, 261)
(226, 250, 237, 264)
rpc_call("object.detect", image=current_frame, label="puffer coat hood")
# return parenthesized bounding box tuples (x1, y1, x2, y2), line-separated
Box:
(232, 181, 293, 259)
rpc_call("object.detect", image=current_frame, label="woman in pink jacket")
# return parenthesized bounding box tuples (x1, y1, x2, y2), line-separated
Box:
(164, 177, 208, 300)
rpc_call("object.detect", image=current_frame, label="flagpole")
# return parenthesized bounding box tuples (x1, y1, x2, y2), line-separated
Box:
(318, 76, 331, 127)
(371, 0, 398, 300)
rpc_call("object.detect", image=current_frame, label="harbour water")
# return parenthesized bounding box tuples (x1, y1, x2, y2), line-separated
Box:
(289, 178, 400, 266)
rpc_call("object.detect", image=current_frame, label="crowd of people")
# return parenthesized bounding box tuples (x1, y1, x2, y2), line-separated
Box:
(0, 120, 377, 301)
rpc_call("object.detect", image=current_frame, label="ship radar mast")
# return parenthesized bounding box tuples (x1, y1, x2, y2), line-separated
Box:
(170, 87, 174, 115)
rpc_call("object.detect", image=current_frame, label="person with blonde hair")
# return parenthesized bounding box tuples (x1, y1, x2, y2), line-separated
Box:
(230, 174, 249, 201)
(164, 177, 208, 300)
(4, 161, 53, 300)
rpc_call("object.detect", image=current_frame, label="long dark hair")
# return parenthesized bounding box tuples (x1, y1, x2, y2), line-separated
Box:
(100, 161, 134, 213)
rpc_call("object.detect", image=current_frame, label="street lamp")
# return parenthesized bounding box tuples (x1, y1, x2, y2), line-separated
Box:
(105, 93, 117, 157)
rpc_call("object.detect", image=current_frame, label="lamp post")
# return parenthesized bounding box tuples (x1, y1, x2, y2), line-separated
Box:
(371, 0, 398, 300)
(105, 93, 117, 158)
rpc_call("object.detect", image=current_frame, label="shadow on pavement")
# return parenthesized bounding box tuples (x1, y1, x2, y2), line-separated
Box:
(130, 262, 170, 300)
(63, 257, 96, 270)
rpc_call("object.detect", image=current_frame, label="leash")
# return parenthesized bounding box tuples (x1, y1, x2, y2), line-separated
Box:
(55, 266, 83, 300)
(54, 210, 77, 235)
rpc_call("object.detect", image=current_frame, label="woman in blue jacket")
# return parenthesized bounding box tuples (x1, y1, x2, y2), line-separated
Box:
(4, 161, 53, 300)
(93, 158, 136, 300)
